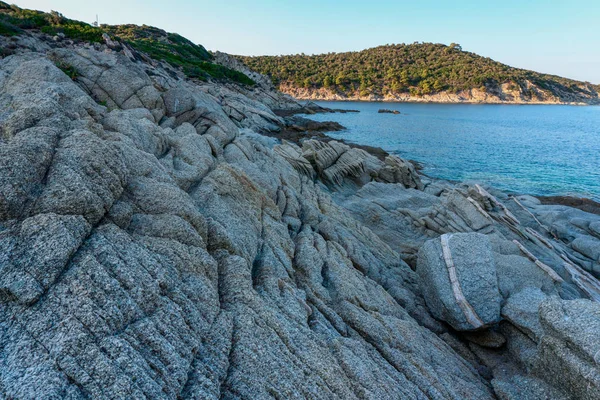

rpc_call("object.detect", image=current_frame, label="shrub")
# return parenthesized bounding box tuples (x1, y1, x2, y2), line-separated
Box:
(53, 60, 79, 80)
(123, 36, 254, 85)
(0, 19, 19, 35)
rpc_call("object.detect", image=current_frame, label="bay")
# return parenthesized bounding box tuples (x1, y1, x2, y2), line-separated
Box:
(307, 101, 600, 201)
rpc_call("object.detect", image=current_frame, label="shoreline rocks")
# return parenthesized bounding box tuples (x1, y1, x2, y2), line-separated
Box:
(0, 30, 599, 400)
(272, 101, 359, 117)
(537, 195, 600, 216)
(277, 82, 600, 105)
(534, 298, 600, 399)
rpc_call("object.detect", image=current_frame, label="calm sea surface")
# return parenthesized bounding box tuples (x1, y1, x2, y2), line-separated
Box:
(307, 101, 600, 201)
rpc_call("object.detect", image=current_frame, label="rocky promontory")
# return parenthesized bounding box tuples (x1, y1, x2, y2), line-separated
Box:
(1, 11, 600, 400)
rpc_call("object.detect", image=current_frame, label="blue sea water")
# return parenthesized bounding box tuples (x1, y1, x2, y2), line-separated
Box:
(306, 101, 600, 201)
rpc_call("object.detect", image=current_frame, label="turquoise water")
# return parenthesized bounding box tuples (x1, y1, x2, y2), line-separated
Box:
(307, 101, 600, 201)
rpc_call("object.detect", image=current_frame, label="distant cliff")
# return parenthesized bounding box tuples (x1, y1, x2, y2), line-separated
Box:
(240, 43, 600, 104)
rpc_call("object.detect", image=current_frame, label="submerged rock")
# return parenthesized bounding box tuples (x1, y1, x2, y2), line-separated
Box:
(378, 109, 401, 114)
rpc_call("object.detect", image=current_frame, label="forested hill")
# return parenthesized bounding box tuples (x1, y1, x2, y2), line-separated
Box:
(239, 43, 600, 104)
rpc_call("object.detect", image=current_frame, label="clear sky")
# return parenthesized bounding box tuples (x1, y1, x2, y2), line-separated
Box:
(9, 0, 600, 83)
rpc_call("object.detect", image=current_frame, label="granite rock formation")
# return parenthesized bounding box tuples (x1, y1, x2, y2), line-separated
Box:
(0, 31, 599, 400)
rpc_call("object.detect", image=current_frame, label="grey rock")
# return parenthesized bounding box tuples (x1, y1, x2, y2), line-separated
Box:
(1, 34, 599, 400)
(49, 48, 166, 122)
(293, 140, 423, 190)
(273, 141, 315, 178)
(571, 235, 600, 261)
(376, 155, 424, 190)
(501, 287, 547, 341)
(443, 190, 492, 232)
(0, 54, 103, 138)
(590, 221, 600, 237)
(337, 182, 439, 262)
(499, 322, 539, 371)
(1, 47, 498, 399)
(495, 254, 557, 299)
(302, 139, 369, 186)
(0, 213, 90, 304)
(492, 374, 570, 400)
(533, 298, 600, 399)
(417, 233, 502, 331)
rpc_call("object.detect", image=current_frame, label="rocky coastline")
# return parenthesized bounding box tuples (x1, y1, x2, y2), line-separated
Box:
(280, 83, 600, 105)
(1, 30, 600, 400)
(273, 107, 600, 216)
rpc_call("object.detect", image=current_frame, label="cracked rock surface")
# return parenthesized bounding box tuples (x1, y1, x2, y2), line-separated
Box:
(1, 34, 599, 400)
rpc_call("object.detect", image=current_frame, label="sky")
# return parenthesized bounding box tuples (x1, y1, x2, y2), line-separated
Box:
(9, 0, 600, 83)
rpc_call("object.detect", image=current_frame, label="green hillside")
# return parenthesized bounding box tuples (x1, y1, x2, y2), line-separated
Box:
(240, 43, 599, 100)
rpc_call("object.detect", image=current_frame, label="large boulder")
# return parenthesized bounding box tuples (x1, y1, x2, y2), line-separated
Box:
(417, 233, 502, 331)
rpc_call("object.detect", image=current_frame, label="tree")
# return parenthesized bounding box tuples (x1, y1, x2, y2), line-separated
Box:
(359, 78, 369, 96)
(400, 70, 410, 86)
(240, 42, 590, 101)
(420, 80, 432, 94)
(385, 68, 396, 81)
(323, 75, 333, 88)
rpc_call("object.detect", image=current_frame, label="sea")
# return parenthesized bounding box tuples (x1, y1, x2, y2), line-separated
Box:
(305, 101, 600, 201)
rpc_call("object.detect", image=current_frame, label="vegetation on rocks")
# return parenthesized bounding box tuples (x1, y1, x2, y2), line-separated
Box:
(103, 24, 254, 84)
(53, 59, 78, 80)
(240, 43, 599, 99)
(0, 1, 254, 85)
(0, 2, 103, 41)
